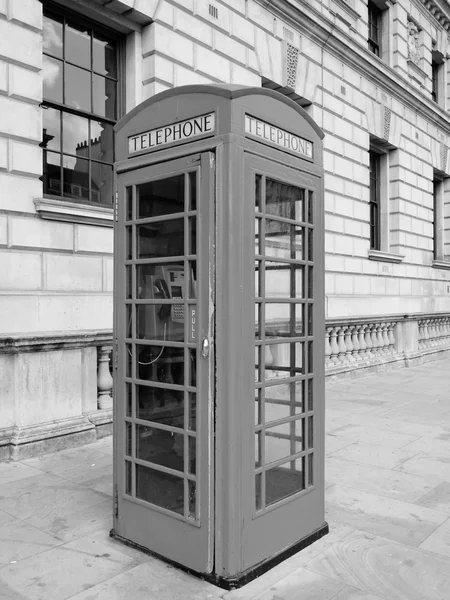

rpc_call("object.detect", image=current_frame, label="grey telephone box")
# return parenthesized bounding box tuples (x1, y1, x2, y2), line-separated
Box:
(113, 84, 327, 588)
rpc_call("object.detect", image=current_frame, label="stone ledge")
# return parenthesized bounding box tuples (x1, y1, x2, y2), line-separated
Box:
(34, 197, 114, 228)
(368, 249, 405, 263)
(0, 330, 113, 354)
(432, 259, 450, 270)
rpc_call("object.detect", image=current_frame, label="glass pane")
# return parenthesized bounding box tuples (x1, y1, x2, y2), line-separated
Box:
(255, 432, 262, 467)
(308, 341, 313, 374)
(126, 226, 132, 261)
(266, 178, 304, 222)
(136, 384, 184, 427)
(255, 174, 262, 211)
(91, 161, 113, 205)
(265, 303, 303, 338)
(307, 229, 313, 261)
(188, 349, 197, 387)
(265, 381, 304, 422)
(125, 382, 132, 416)
(189, 171, 197, 211)
(125, 460, 132, 495)
(308, 380, 313, 411)
(265, 262, 303, 299)
(43, 151, 61, 196)
(125, 344, 132, 378)
(43, 55, 63, 103)
(125, 421, 132, 456)
(43, 15, 63, 58)
(265, 222, 303, 260)
(137, 343, 185, 383)
(136, 424, 184, 472)
(90, 121, 114, 163)
(136, 463, 184, 515)
(65, 22, 91, 69)
(43, 108, 61, 151)
(188, 392, 196, 431)
(62, 155, 89, 201)
(125, 303, 132, 337)
(255, 346, 261, 382)
(266, 458, 305, 506)
(255, 303, 260, 338)
(126, 186, 132, 221)
(137, 175, 185, 219)
(137, 219, 184, 258)
(93, 34, 117, 77)
(62, 113, 89, 156)
(65, 64, 91, 112)
(188, 480, 196, 519)
(255, 260, 261, 297)
(264, 342, 303, 379)
(255, 218, 262, 255)
(308, 416, 314, 449)
(189, 216, 196, 255)
(308, 190, 314, 224)
(188, 436, 196, 475)
(308, 266, 313, 299)
(308, 453, 314, 486)
(93, 75, 116, 119)
(255, 389, 262, 425)
(188, 262, 197, 299)
(255, 473, 262, 510)
(126, 265, 132, 299)
(265, 419, 304, 464)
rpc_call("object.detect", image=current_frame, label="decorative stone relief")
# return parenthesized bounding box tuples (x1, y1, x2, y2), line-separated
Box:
(284, 41, 299, 89)
(407, 21, 421, 65)
(383, 106, 391, 141)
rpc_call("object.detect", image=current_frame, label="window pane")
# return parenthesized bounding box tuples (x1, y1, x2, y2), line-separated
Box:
(91, 161, 113, 204)
(265, 222, 303, 260)
(93, 75, 116, 119)
(43, 108, 61, 151)
(43, 15, 63, 58)
(264, 342, 303, 379)
(62, 155, 89, 201)
(136, 424, 184, 472)
(266, 179, 304, 221)
(265, 381, 304, 422)
(265, 419, 304, 464)
(136, 463, 184, 515)
(43, 55, 63, 103)
(44, 151, 61, 196)
(90, 121, 114, 163)
(65, 64, 91, 112)
(265, 262, 304, 299)
(137, 219, 184, 258)
(265, 303, 303, 338)
(266, 458, 305, 506)
(137, 175, 185, 219)
(136, 384, 184, 428)
(62, 113, 89, 156)
(93, 34, 117, 77)
(65, 22, 91, 69)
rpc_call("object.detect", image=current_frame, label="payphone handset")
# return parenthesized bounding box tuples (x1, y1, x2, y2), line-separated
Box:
(151, 265, 185, 324)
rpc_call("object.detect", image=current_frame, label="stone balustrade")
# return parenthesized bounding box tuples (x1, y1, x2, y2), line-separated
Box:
(97, 344, 113, 409)
(325, 312, 450, 378)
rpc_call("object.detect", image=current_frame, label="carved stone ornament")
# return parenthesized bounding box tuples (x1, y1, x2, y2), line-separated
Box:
(407, 21, 421, 65)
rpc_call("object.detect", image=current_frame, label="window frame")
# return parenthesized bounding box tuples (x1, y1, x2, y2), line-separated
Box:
(41, 3, 124, 208)
(432, 171, 450, 268)
(368, 1, 381, 57)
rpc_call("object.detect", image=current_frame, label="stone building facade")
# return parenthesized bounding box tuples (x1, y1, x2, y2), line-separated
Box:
(1, 0, 450, 459)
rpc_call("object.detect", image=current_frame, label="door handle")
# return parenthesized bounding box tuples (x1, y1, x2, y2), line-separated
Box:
(201, 337, 210, 358)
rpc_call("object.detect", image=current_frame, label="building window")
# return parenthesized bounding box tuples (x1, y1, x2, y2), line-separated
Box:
(431, 47, 445, 106)
(369, 151, 381, 250)
(41, 8, 120, 206)
(432, 172, 450, 263)
(368, 2, 381, 57)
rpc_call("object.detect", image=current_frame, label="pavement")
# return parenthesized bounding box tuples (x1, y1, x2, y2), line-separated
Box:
(1, 358, 450, 600)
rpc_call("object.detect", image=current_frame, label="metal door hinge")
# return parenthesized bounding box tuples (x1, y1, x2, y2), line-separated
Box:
(114, 191, 118, 222)
(114, 483, 119, 518)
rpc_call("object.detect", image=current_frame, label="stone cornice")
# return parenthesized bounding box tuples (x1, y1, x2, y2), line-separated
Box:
(260, 0, 450, 135)
(0, 330, 113, 354)
(421, 0, 450, 32)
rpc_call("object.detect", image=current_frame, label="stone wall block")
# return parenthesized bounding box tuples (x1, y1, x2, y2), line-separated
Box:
(214, 30, 246, 64)
(143, 24, 194, 67)
(230, 63, 260, 85)
(0, 97, 41, 141)
(10, 216, 73, 251)
(231, 11, 255, 46)
(174, 64, 215, 86)
(174, 8, 213, 46)
(0, 354, 15, 429)
(0, 136, 7, 170)
(9, 65, 41, 102)
(196, 45, 231, 79)
(9, 140, 41, 176)
(254, 28, 282, 84)
(9, 0, 42, 31)
(195, 0, 230, 34)
(0, 20, 41, 68)
(0, 214, 7, 245)
(75, 225, 113, 255)
(296, 55, 321, 104)
(0, 172, 40, 212)
(103, 256, 113, 292)
(0, 251, 42, 290)
(81, 346, 98, 414)
(0, 59, 7, 94)
(154, 0, 174, 26)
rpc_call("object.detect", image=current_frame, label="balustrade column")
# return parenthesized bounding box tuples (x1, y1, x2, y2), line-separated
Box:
(344, 326, 355, 362)
(97, 345, 113, 410)
(351, 325, 360, 360)
(325, 327, 332, 368)
(364, 324, 373, 356)
(330, 327, 340, 364)
(337, 326, 347, 362)
(358, 325, 367, 356)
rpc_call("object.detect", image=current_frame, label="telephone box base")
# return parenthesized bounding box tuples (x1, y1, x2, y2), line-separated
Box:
(109, 522, 329, 591)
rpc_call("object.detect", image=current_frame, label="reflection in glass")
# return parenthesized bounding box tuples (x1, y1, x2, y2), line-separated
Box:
(308, 341, 313, 374)
(255, 303, 260, 338)
(188, 392, 196, 431)
(126, 186, 132, 221)
(136, 424, 184, 472)
(255, 260, 261, 297)
(43, 55, 63, 103)
(65, 22, 90, 69)
(189, 217, 196, 255)
(63, 113, 89, 156)
(137, 219, 184, 258)
(125, 421, 132, 456)
(308, 416, 314, 449)
(255, 432, 262, 467)
(137, 175, 184, 219)
(125, 303, 132, 338)
(265, 262, 303, 299)
(255, 174, 262, 211)
(188, 435, 196, 474)
(255, 473, 262, 510)
(255, 346, 261, 382)
(136, 384, 184, 428)
(91, 161, 113, 204)
(264, 303, 303, 338)
(136, 463, 184, 515)
(43, 151, 61, 196)
(264, 381, 304, 422)
(308, 381, 313, 411)
(266, 179, 304, 222)
(264, 342, 303, 379)
(62, 155, 89, 201)
(308, 453, 314, 486)
(266, 458, 305, 506)
(65, 64, 91, 112)
(265, 418, 304, 464)
(43, 15, 63, 58)
(93, 34, 117, 77)
(189, 171, 197, 211)
(126, 226, 132, 261)
(125, 382, 132, 416)
(188, 349, 197, 387)
(308, 190, 314, 224)
(43, 108, 61, 151)
(93, 75, 116, 119)
(255, 389, 262, 425)
(137, 343, 185, 384)
(125, 460, 132, 495)
(188, 480, 196, 519)
(265, 222, 303, 260)
(126, 265, 132, 299)
(307, 230, 313, 261)
(91, 121, 114, 163)
(125, 344, 132, 378)
(255, 218, 262, 255)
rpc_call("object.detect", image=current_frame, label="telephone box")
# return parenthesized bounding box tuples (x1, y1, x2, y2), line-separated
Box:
(112, 84, 327, 588)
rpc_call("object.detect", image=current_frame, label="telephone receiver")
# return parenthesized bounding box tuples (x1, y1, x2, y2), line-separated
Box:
(154, 278, 171, 321)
